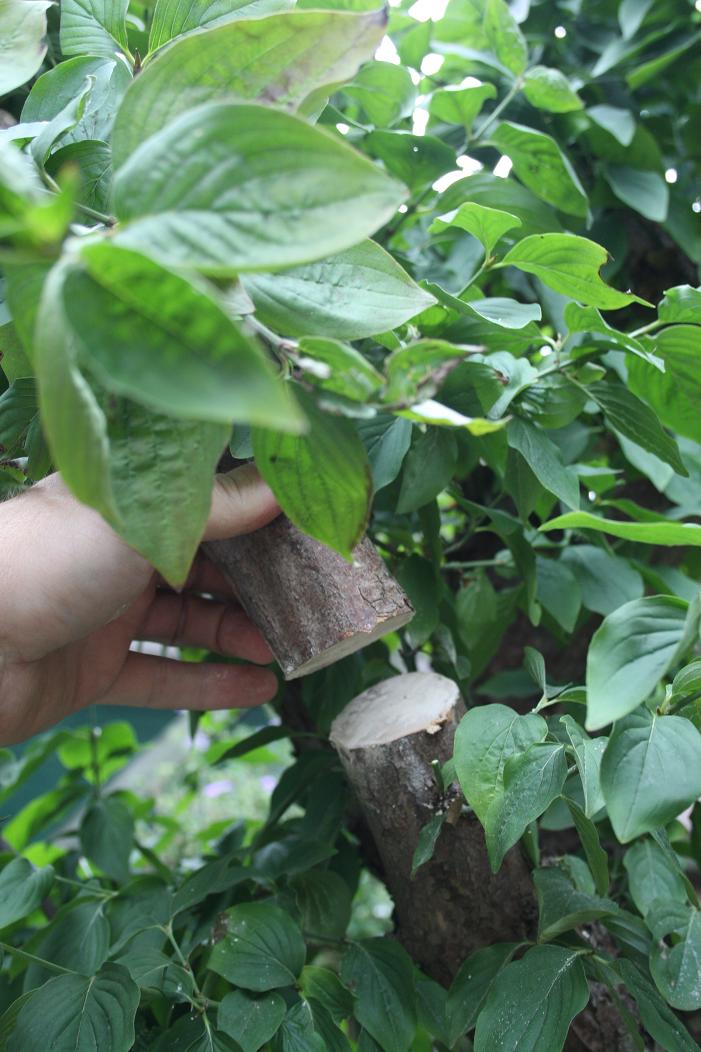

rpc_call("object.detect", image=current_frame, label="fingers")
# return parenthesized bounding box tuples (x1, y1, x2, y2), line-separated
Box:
(138, 593, 273, 664)
(98, 652, 278, 711)
(205, 463, 280, 541)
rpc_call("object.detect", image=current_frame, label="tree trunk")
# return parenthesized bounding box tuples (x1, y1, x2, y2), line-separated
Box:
(329, 671, 538, 984)
(203, 517, 413, 680)
(330, 671, 639, 1050)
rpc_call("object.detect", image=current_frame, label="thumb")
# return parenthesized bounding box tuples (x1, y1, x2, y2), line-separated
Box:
(205, 463, 280, 541)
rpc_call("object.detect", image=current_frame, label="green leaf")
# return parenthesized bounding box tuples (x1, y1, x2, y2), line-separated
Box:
(149, 0, 293, 50)
(80, 796, 133, 883)
(208, 902, 306, 991)
(500, 233, 645, 309)
(601, 709, 701, 842)
(473, 945, 589, 1052)
(618, 959, 701, 1052)
(564, 799, 610, 897)
(454, 705, 547, 824)
(30, 77, 93, 168)
(623, 838, 688, 916)
(301, 967, 354, 1024)
(35, 261, 231, 585)
(292, 870, 352, 941)
(0, 858, 53, 930)
(356, 414, 412, 492)
(113, 8, 387, 165)
(113, 102, 404, 274)
(70, 242, 302, 430)
(345, 61, 416, 127)
(605, 165, 669, 222)
(536, 557, 581, 632)
(27, 900, 110, 982)
(648, 903, 701, 1010)
(341, 939, 417, 1052)
(629, 325, 701, 444)
(484, 742, 568, 872)
(411, 811, 446, 877)
(561, 545, 643, 618)
(560, 716, 606, 818)
(8, 963, 139, 1052)
(272, 1002, 325, 1052)
(447, 943, 519, 1045)
(0, 377, 36, 451)
(587, 380, 686, 475)
(534, 866, 616, 941)
(0, 0, 51, 96)
(492, 122, 588, 217)
(365, 131, 455, 192)
(253, 389, 371, 557)
(587, 104, 635, 146)
(522, 66, 582, 113)
(397, 428, 457, 514)
(242, 241, 435, 340)
(395, 554, 439, 648)
(171, 853, 248, 916)
(507, 418, 579, 509)
(60, 0, 129, 58)
(585, 595, 689, 730)
(218, 989, 286, 1052)
(541, 511, 701, 548)
(429, 202, 522, 256)
(564, 302, 660, 366)
(383, 339, 466, 404)
(429, 83, 497, 131)
(483, 0, 527, 75)
(659, 285, 701, 325)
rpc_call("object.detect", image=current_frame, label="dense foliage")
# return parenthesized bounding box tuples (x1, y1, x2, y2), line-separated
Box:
(2, 0, 701, 1048)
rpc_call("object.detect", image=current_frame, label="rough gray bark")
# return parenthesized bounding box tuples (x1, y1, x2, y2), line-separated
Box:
(204, 516, 413, 680)
(330, 671, 538, 985)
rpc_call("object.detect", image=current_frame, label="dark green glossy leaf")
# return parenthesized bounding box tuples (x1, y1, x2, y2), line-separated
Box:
(534, 865, 616, 941)
(0, 858, 54, 931)
(618, 959, 701, 1052)
(208, 902, 306, 991)
(447, 943, 518, 1045)
(218, 989, 286, 1052)
(492, 122, 588, 217)
(80, 796, 133, 883)
(341, 939, 416, 1052)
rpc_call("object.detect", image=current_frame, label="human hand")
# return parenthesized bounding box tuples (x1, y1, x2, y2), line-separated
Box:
(0, 466, 280, 744)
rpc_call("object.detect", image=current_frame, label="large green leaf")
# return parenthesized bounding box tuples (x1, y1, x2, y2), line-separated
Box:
(113, 102, 404, 274)
(534, 866, 616, 941)
(453, 704, 547, 824)
(429, 83, 497, 131)
(618, 959, 701, 1052)
(585, 595, 689, 730)
(70, 242, 301, 430)
(80, 796, 133, 883)
(253, 389, 371, 557)
(35, 261, 230, 584)
(8, 964, 140, 1052)
(623, 838, 688, 916)
(473, 945, 589, 1052)
(541, 510, 701, 548)
(629, 325, 701, 443)
(208, 903, 306, 991)
(396, 428, 457, 513)
(506, 418, 579, 509)
(648, 903, 701, 1011)
(492, 122, 588, 217)
(218, 989, 286, 1052)
(484, 0, 527, 75)
(522, 66, 582, 113)
(485, 742, 568, 871)
(446, 944, 519, 1045)
(588, 380, 686, 475)
(600, 710, 701, 842)
(429, 202, 521, 257)
(344, 60, 416, 127)
(658, 285, 701, 324)
(500, 234, 644, 309)
(0, 0, 51, 96)
(356, 414, 412, 491)
(0, 858, 54, 930)
(149, 0, 294, 50)
(364, 131, 455, 191)
(242, 241, 435, 340)
(60, 0, 129, 58)
(341, 940, 416, 1052)
(112, 8, 387, 165)
(22, 57, 131, 149)
(561, 545, 643, 617)
(605, 165, 669, 222)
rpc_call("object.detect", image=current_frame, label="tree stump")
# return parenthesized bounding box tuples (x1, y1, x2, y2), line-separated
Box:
(204, 517, 413, 680)
(330, 671, 538, 984)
